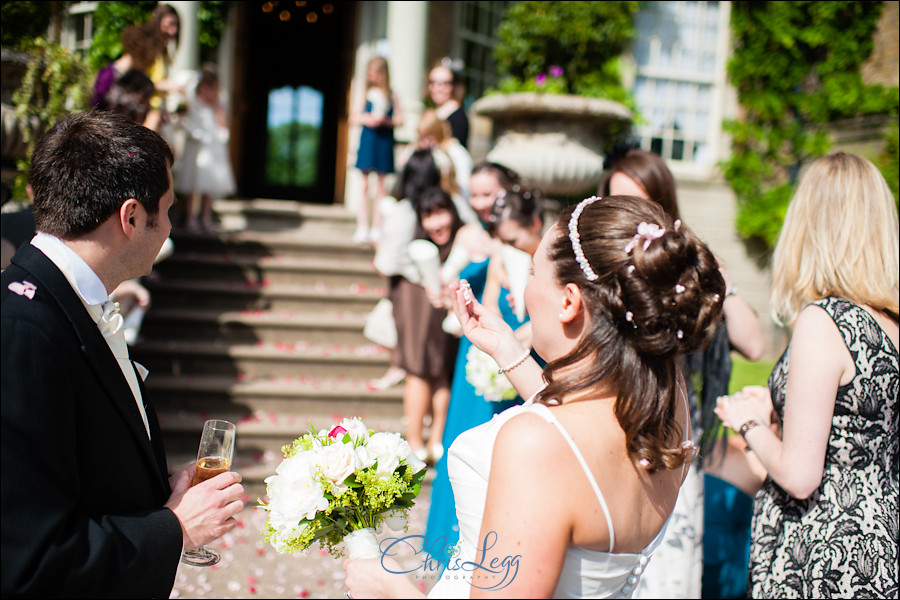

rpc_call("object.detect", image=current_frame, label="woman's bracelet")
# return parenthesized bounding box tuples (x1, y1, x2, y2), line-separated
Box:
(738, 418, 764, 438)
(498, 348, 531, 374)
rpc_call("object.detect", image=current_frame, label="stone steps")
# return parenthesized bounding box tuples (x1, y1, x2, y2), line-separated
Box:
(143, 278, 384, 313)
(140, 200, 405, 484)
(139, 306, 374, 344)
(133, 339, 392, 379)
(153, 251, 384, 288)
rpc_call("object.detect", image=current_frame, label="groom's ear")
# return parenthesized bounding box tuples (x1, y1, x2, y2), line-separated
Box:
(119, 199, 141, 238)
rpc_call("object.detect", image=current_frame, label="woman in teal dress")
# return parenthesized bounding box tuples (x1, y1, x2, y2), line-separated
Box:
(425, 182, 545, 555)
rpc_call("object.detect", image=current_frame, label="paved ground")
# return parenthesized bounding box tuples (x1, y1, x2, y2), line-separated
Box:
(170, 465, 438, 599)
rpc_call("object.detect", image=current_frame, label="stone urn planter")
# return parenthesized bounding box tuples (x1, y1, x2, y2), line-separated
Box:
(472, 92, 632, 198)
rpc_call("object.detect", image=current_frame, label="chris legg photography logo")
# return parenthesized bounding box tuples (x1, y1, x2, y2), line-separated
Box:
(377, 531, 520, 590)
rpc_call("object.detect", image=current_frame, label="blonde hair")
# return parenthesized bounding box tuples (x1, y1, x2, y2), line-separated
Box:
(771, 152, 900, 326)
(416, 109, 450, 145)
(365, 56, 391, 96)
(416, 110, 458, 194)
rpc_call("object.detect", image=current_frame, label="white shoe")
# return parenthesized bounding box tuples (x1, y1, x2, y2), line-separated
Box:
(429, 444, 444, 463)
(353, 228, 369, 244)
(368, 367, 405, 390)
(412, 446, 429, 463)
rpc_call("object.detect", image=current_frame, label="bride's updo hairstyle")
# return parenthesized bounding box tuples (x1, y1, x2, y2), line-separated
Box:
(537, 195, 725, 472)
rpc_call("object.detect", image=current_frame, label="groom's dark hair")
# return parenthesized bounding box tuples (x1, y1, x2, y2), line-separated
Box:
(30, 110, 173, 238)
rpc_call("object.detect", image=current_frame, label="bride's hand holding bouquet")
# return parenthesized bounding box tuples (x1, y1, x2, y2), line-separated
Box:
(259, 417, 427, 561)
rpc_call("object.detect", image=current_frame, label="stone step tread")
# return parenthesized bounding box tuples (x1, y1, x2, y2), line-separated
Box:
(158, 409, 404, 436)
(144, 278, 387, 300)
(170, 229, 374, 254)
(212, 198, 357, 221)
(145, 306, 370, 327)
(146, 373, 403, 400)
(134, 339, 391, 364)
(161, 250, 378, 274)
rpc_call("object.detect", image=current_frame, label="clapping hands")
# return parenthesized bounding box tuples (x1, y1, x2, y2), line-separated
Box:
(714, 385, 773, 432)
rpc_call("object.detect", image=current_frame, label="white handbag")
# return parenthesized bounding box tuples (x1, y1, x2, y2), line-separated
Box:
(363, 297, 397, 348)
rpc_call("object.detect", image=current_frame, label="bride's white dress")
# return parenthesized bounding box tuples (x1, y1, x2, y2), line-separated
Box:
(428, 397, 685, 599)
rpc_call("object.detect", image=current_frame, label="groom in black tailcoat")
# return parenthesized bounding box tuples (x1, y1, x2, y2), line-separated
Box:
(1, 111, 244, 598)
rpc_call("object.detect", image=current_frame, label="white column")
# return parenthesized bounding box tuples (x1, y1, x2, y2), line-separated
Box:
(386, 1, 429, 144)
(168, 1, 200, 73)
(344, 2, 429, 213)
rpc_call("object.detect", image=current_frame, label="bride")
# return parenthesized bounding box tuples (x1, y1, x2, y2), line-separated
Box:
(345, 195, 726, 598)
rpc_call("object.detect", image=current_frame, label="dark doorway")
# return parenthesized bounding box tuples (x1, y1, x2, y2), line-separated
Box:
(237, 1, 351, 203)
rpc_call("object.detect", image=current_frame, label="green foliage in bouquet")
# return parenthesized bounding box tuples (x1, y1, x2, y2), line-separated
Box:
(491, 1, 639, 107)
(259, 420, 427, 557)
(722, 0, 899, 248)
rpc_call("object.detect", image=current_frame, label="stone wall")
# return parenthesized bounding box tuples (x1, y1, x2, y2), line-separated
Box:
(676, 179, 788, 360)
(861, 1, 899, 87)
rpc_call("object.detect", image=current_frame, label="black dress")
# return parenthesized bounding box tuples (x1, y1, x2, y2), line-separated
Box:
(749, 297, 898, 598)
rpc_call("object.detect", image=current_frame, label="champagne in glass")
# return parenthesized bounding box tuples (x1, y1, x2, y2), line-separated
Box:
(181, 419, 236, 567)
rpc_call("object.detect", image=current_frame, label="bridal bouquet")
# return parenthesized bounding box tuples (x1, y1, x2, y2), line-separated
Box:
(465, 345, 518, 402)
(259, 417, 427, 559)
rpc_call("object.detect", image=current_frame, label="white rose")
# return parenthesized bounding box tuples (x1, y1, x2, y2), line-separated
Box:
(317, 440, 360, 493)
(339, 417, 371, 444)
(366, 432, 405, 477)
(264, 451, 329, 531)
(354, 444, 376, 470)
(403, 446, 427, 474)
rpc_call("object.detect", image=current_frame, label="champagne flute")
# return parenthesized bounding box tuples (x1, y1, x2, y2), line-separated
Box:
(181, 419, 236, 567)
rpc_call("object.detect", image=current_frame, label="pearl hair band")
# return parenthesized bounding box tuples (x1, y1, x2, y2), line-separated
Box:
(568, 196, 602, 281)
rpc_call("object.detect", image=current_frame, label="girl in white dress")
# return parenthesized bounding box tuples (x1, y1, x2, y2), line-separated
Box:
(345, 195, 727, 598)
(175, 63, 235, 232)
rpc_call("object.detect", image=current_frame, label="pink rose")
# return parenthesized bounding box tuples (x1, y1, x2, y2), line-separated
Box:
(535, 73, 547, 87)
(328, 425, 348, 438)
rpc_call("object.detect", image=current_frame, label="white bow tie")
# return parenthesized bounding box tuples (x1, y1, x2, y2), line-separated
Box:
(97, 301, 128, 358)
(93, 300, 152, 437)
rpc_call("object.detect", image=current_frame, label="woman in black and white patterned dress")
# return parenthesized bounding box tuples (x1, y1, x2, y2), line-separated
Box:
(716, 152, 899, 598)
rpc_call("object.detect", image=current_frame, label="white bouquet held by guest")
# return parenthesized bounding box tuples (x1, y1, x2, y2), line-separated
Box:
(465, 345, 518, 402)
(259, 418, 427, 559)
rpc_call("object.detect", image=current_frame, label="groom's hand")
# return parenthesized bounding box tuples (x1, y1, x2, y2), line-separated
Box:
(165, 468, 244, 551)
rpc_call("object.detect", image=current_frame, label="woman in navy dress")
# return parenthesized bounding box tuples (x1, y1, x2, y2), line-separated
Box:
(353, 56, 403, 244)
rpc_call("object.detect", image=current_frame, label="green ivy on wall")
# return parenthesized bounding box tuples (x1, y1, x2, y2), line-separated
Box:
(11, 37, 93, 197)
(722, 0, 899, 248)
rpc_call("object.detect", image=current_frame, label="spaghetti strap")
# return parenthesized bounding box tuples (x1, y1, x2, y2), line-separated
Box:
(528, 403, 617, 553)
(679, 383, 691, 479)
